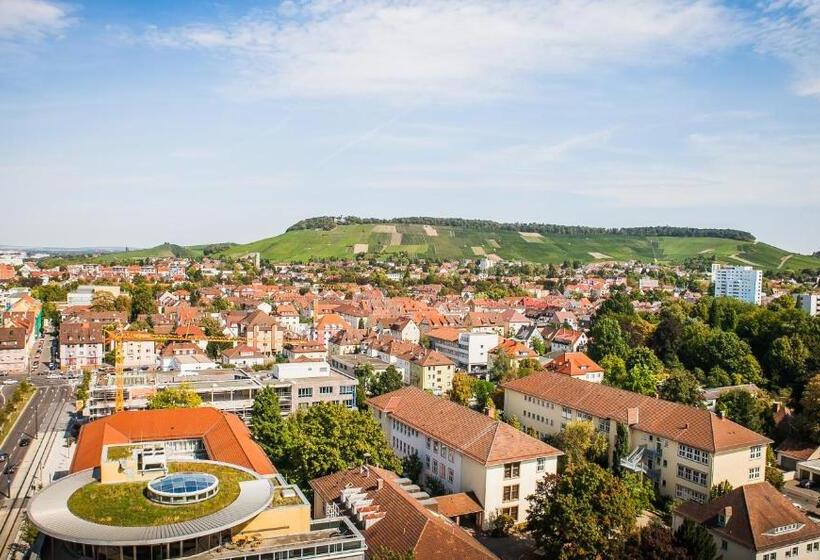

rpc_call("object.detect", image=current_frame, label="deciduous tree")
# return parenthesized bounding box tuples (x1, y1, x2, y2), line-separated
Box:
(148, 383, 202, 409)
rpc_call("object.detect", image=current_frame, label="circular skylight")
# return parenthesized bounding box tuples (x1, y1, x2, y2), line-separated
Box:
(147, 473, 219, 505)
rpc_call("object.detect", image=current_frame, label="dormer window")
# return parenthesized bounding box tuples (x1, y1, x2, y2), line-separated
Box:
(765, 522, 803, 536)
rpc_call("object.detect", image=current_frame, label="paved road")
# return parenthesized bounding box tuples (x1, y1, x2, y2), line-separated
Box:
(783, 480, 820, 519)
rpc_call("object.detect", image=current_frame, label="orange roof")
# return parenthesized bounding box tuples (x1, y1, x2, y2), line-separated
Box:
(368, 387, 560, 466)
(547, 352, 602, 376)
(70, 408, 275, 475)
(503, 371, 771, 453)
(315, 313, 350, 330)
(491, 339, 537, 359)
(426, 327, 462, 342)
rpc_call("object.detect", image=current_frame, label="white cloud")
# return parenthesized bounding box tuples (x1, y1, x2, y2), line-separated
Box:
(0, 0, 73, 41)
(141, 0, 744, 102)
(755, 0, 820, 99)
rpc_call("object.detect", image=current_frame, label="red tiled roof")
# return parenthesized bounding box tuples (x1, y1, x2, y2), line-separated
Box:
(368, 387, 560, 466)
(70, 408, 275, 475)
(547, 352, 602, 376)
(503, 371, 771, 453)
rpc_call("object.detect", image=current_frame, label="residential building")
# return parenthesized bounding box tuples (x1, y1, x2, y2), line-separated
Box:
(541, 327, 587, 353)
(488, 339, 537, 370)
(159, 342, 216, 373)
(427, 329, 499, 373)
(59, 322, 104, 371)
(283, 340, 327, 361)
(221, 344, 268, 368)
(312, 314, 351, 346)
(0, 327, 27, 373)
(368, 387, 562, 528)
(328, 354, 390, 378)
(546, 352, 604, 382)
(259, 361, 358, 415)
(239, 310, 283, 355)
(775, 438, 820, 476)
(373, 317, 420, 344)
(796, 293, 818, 316)
(66, 284, 121, 306)
(503, 371, 772, 503)
(29, 408, 366, 560)
(711, 264, 763, 305)
(121, 339, 157, 370)
(327, 328, 368, 355)
(673, 483, 820, 560)
(408, 349, 455, 395)
(310, 466, 497, 559)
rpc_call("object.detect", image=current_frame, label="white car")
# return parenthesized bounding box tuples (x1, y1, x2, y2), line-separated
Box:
(46, 374, 61, 379)
(3, 379, 18, 385)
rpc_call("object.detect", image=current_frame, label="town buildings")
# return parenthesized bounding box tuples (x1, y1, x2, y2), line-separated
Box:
(59, 322, 104, 371)
(797, 293, 818, 316)
(673, 483, 820, 560)
(426, 329, 499, 374)
(260, 361, 359, 415)
(368, 387, 562, 528)
(711, 264, 763, 305)
(29, 408, 367, 560)
(503, 371, 771, 504)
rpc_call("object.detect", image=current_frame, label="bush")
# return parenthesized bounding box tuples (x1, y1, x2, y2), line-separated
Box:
(490, 512, 515, 537)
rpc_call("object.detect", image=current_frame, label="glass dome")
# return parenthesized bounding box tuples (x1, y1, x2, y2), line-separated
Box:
(146, 473, 219, 505)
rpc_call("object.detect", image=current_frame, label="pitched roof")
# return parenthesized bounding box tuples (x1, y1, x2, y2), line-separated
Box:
(676, 482, 820, 552)
(70, 408, 275, 475)
(490, 339, 537, 359)
(775, 437, 820, 462)
(502, 371, 771, 453)
(547, 352, 602, 376)
(309, 466, 497, 560)
(426, 327, 462, 342)
(368, 387, 560, 466)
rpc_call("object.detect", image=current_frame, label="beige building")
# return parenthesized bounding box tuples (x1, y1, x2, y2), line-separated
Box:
(0, 327, 28, 373)
(408, 349, 455, 395)
(121, 339, 157, 369)
(503, 371, 771, 504)
(368, 387, 562, 529)
(673, 482, 820, 560)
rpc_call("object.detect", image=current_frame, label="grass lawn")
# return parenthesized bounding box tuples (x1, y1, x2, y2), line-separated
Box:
(67, 462, 255, 526)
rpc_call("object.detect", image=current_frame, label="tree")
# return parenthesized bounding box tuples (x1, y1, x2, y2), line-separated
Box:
(129, 284, 156, 322)
(370, 549, 414, 560)
(250, 387, 284, 460)
(658, 369, 705, 407)
(505, 414, 523, 431)
(472, 380, 496, 411)
(555, 420, 609, 467)
(604, 348, 659, 396)
(716, 390, 769, 434)
(621, 471, 655, 512)
(490, 512, 515, 537)
(531, 337, 546, 356)
(91, 291, 117, 311)
(798, 374, 820, 443)
(623, 521, 690, 560)
(261, 403, 400, 489)
(674, 520, 717, 560)
(765, 447, 784, 490)
(372, 365, 403, 396)
(450, 373, 475, 405)
(354, 363, 374, 408)
(527, 462, 639, 560)
(401, 451, 423, 484)
(709, 480, 733, 501)
(148, 383, 202, 409)
(589, 316, 629, 361)
(490, 351, 513, 383)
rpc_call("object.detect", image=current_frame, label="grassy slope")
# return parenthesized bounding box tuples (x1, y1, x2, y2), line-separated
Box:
(220, 224, 820, 270)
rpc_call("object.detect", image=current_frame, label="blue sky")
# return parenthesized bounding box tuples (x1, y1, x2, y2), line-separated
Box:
(1, 0, 819, 252)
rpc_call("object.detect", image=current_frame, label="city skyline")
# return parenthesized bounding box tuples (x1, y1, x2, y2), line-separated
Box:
(1, 0, 819, 252)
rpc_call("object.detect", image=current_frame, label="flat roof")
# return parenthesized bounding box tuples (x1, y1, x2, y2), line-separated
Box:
(29, 467, 273, 546)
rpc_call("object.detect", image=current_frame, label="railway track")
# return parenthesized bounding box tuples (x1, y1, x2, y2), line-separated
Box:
(0, 386, 70, 557)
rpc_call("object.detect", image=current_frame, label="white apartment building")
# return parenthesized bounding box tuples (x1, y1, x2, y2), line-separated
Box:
(426, 329, 499, 373)
(711, 264, 763, 305)
(503, 371, 771, 504)
(121, 339, 157, 369)
(67, 285, 122, 307)
(368, 387, 561, 529)
(797, 293, 818, 316)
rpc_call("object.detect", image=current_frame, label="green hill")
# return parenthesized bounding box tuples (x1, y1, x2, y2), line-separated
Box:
(217, 218, 820, 270)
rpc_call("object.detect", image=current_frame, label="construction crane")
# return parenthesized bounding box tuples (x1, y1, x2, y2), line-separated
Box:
(104, 327, 238, 412)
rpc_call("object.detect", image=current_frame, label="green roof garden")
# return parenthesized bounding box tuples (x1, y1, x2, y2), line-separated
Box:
(67, 462, 255, 527)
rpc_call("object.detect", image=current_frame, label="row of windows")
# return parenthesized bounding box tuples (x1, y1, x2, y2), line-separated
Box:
(425, 456, 455, 483)
(675, 484, 707, 503)
(392, 419, 419, 439)
(523, 394, 555, 409)
(427, 438, 455, 463)
(677, 464, 708, 487)
(678, 444, 709, 465)
(523, 409, 555, 427)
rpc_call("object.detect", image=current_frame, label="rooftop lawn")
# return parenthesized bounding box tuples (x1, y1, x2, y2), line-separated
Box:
(67, 462, 255, 527)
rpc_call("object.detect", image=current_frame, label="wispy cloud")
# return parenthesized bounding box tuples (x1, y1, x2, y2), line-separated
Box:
(138, 0, 745, 102)
(0, 0, 73, 41)
(755, 0, 820, 99)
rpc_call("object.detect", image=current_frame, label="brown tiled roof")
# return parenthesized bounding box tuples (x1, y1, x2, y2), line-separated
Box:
(412, 349, 454, 368)
(676, 482, 820, 552)
(368, 387, 560, 466)
(435, 492, 484, 518)
(502, 371, 771, 453)
(775, 437, 820, 461)
(70, 408, 275, 475)
(0, 328, 26, 350)
(547, 352, 602, 376)
(426, 327, 462, 342)
(309, 466, 497, 560)
(59, 322, 104, 345)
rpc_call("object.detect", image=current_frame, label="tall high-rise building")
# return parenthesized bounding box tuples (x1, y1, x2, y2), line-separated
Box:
(711, 264, 763, 305)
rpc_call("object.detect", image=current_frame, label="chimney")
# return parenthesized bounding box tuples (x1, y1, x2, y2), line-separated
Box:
(627, 407, 639, 426)
(719, 506, 732, 527)
(376, 478, 384, 490)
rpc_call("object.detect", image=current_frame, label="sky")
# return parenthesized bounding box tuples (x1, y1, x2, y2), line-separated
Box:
(1, 0, 819, 252)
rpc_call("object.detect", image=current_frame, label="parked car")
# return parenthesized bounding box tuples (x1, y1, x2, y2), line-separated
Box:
(19, 438, 30, 448)
(0, 453, 8, 463)
(3, 379, 18, 385)
(799, 479, 815, 489)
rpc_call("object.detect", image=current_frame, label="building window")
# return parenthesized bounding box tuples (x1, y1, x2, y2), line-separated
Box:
(750, 445, 762, 459)
(677, 464, 708, 487)
(319, 386, 334, 395)
(749, 466, 761, 480)
(504, 462, 520, 479)
(678, 444, 709, 465)
(500, 506, 519, 519)
(447, 468, 454, 483)
(561, 407, 572, 420)
(502, 484, 520, 502)
(675, 484, 707, 503)
(297, 387, 313, 398)
(536, 457, 546, 473)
